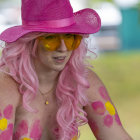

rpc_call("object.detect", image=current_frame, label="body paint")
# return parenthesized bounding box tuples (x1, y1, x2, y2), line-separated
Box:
(0, 118, 8, 131)
(3, 105, 13, 119)
(0, 111, 2, 118)
(14, 120, 28, 140)
(14, 120, 42, 140)
(0, 104, 13, 131)
(21, 138, 31, 140)
(72, 135, 78, 140)
(105, 101, 115, 116)
(103, 115, 113, 127)
(0, 123, 13, 140)
(99, 86, 110, 101)
(53, 127, 60, 139)
(30, 120, 42, 139)
(115, 114, 122, 126)
(91, 101, 106, 115)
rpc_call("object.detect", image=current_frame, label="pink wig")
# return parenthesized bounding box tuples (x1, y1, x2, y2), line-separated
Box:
(0, 32, 92, 140)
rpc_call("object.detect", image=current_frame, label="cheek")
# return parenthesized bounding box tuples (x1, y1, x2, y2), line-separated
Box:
(38, 50, 53, 64)
(66, 51, 72, 60)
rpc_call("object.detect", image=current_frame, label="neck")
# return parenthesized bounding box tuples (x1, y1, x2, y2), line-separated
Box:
(33, 58, 59, 89)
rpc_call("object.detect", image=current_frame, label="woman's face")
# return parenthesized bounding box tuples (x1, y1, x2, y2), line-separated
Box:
(35, 33, 73, 71)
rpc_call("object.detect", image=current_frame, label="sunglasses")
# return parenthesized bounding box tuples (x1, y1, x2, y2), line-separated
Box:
(37, 34, 83, 51)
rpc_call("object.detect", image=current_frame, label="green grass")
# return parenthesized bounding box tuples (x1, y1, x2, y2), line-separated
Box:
(79, 50, 140, 140)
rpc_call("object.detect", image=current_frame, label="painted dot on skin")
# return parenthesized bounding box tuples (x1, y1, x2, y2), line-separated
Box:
(13, 131, 20, 140)
(3, 105, 13, 119)
(30, 120, 42, 139)
(0, 118, 8, 131)
(13, 120, 28, 140)
(0, 123, 13, 140)
(115, 114, 122, 126)
(72, 135, 78, 140)
(103, 114, 113, 128)
(99, 86, 110, 101)
(105, 101, 116, 116)
(17, 120, 28, 136)
(91, 101, 106, 115)
(21, 138, 31, 140)
(88, 119, 99, 138)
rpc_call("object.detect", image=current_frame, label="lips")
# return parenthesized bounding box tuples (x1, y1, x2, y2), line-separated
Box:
(53, 56, 66, 63)
(53, 56, 66, 59)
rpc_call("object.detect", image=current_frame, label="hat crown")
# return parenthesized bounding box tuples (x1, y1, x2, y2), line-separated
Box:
(21, 0, 74, 22)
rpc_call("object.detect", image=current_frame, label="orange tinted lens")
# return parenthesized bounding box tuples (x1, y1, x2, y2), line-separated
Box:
(38, 35, 60, 51)
(64, 34, 82, 51)
(38, 34, 82, 51)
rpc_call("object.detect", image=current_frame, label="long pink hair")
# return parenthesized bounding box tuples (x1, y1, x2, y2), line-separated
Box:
(0, 32, 92, 140)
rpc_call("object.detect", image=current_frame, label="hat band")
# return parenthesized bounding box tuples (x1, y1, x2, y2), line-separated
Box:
(22, 17, 75, 28)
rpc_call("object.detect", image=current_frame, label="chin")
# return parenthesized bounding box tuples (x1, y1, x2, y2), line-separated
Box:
(51, 64, 66, 72)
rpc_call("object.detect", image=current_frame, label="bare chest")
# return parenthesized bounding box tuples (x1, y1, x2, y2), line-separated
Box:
(14, 92, 60, 140)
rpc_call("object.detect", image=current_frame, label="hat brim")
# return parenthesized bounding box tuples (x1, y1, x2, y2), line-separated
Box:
(0, 8, 101, 43)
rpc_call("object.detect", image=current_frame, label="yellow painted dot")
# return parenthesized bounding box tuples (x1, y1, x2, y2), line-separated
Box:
(21, 138, 31, 140)
(45, 101, 49, 105)
(72, 135, 78, 140)
(0, 118, 8, 131)
(45, 44, 50, 49)
(105, 101, 116, 115)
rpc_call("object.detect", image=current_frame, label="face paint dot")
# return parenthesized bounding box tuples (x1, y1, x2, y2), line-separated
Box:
(103, 114, 113, 127)
(99, 86, 110, 101)
(0, 118, 8, 131)
(17, 120, 28, 136)
(0, 123, 13, 140)
(3, 104, 13, 119)
(105, 101, 115, 116)
(30, 120, 42, 139)
(72, 135, 78, 140)
(115, 114, 122, 126)
(21, 138, 31, 140)
(91, 101, 106, 115)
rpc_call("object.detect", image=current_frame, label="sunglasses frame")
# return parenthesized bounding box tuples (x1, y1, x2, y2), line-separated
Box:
(37, 34, 83, 51)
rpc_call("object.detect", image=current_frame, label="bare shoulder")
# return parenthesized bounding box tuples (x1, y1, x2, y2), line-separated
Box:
(85, 68, 106, 101)
(0, 71, 21, 107)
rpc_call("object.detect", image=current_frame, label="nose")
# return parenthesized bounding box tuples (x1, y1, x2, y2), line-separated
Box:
(57, 38, 67, 52)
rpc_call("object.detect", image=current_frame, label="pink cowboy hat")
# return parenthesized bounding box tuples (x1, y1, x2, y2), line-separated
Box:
(0, 0, 101, 43)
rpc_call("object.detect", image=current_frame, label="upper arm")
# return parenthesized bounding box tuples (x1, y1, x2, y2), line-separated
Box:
(84, 69, 132, 140)
(0, 72, 20, 139)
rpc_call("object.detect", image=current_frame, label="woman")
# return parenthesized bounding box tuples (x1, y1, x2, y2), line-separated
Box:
(0, 0, 133, 140)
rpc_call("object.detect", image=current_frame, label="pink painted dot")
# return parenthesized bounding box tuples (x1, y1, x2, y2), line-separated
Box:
(103, 114, 113, 127)
(13, 131, 20, 140)
(3, 105, 13, 119)
(18, 120, 28, 135)
(91, 101, 106, 115)
(115, 114, 122, 126)
(30, 120, 42, 139)
(0, 123, 13, 140)
(52, 126, 60, 139)
(13, 120, 28, 140)
(99, 86, 110, 101)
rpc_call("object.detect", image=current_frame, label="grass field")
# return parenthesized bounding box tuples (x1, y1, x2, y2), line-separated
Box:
(79, 50, 140, 140)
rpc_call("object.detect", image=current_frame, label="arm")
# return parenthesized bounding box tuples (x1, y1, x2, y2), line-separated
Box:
(0, 72, 20, 140)
(83, 69, 133, 140)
